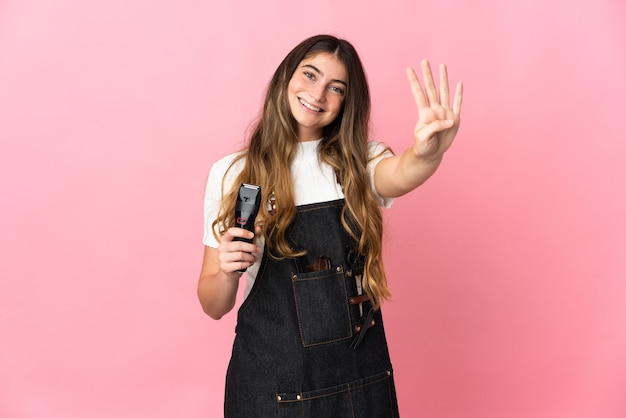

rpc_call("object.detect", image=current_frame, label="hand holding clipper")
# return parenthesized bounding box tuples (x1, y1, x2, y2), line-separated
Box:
(233, 183, 261, 272)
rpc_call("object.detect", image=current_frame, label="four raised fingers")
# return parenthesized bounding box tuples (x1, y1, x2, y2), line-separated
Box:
(408, 59, 462, 116)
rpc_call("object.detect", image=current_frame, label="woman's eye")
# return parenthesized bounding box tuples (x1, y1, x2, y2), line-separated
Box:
(330, 86, 345, 95)
(304, 72, 314, 79)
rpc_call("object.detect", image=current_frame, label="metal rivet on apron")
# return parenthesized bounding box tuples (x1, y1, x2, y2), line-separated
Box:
(387, 371, 391, 376)
(355, 325, 361, 332)
(291, 273, 297, 280)
(296, 394, 301, 400)
(336, 266, 343, 273)
(346, 269, 353, 277)
(277, 395, 282, 401)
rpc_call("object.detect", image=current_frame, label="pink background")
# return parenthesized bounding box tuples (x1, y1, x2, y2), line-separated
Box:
(1, 1, 625, 417)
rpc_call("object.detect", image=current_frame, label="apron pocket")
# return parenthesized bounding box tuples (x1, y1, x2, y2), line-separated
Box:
(276, 369, 397, 418)
(291, 266, 353, 347)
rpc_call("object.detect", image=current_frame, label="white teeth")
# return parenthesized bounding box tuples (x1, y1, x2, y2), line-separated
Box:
(299, 99, 321, 112)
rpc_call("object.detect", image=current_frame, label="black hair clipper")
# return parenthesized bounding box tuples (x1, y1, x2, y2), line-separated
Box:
(234, 183, 261, 272)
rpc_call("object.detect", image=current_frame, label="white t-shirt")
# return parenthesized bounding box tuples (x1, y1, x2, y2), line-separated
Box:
(203, 139, 393, 297)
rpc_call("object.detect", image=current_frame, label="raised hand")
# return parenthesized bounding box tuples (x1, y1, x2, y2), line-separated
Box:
(407, 60, 463, 162)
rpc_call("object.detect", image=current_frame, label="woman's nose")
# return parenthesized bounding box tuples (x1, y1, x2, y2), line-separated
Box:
(309, 84, 326, 102)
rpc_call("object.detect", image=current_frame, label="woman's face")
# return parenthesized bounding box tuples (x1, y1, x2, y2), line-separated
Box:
(287, 52, 347, 142)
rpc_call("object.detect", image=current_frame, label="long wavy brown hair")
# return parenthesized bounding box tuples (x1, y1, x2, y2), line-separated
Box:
(213, 34, 392, 309)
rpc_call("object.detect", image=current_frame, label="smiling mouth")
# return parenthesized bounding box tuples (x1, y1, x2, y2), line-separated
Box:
(299, 98, 322, 113)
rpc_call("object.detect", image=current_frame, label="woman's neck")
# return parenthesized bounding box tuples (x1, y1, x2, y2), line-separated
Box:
(296, 127, 323, 142)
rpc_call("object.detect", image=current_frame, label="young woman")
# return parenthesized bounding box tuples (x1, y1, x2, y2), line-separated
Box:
(198, 34, 462, 417)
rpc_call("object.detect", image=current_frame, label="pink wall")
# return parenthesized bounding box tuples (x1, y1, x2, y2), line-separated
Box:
(1, 0, 625, 417)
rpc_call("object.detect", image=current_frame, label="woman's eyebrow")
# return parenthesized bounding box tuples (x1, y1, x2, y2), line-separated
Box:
(302, 64, 348, 87)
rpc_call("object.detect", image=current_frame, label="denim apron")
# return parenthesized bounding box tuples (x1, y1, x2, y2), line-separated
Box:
(225, 199, 399, 417)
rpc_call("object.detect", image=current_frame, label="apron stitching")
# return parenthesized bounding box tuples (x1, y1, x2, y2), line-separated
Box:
(276, 371, 392, 402)
(347, 383, 355, 418)
(291, 277, 308, 347)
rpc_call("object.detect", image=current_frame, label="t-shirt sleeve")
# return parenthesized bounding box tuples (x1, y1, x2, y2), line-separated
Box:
(202, 153, 242, 247)
(368, 141, 395, 208)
